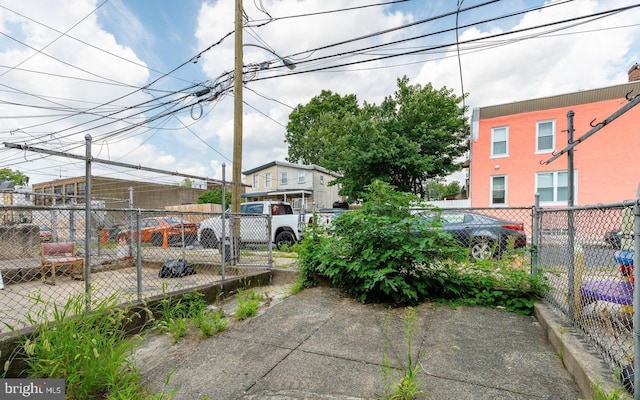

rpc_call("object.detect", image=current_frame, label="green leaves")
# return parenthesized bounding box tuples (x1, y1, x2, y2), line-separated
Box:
(285, 77, 468, 201)
(297, 182, 546, 313)
(0, 167, 29, 185)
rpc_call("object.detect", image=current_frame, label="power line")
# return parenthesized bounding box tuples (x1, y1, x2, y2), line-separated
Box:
(249, 4, 640, 82)
(252, 0, 574, 76)
(247, 0, 411, 27)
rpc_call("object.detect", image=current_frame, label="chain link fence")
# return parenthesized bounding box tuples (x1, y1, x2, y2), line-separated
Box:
(0, 205, 273, 334)
(535, 201, 637, 392)
(412, 206, 533, 260)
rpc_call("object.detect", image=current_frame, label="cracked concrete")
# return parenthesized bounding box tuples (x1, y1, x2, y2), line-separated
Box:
(133, 285, 588, 400)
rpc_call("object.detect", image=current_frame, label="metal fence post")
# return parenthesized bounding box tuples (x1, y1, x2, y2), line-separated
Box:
(633, 184, 640, 399)
(136, 209, 143, 301)
(532, 193, 540, 275)
(128, 187, 134, 258)
(84, 134, 92, 311)
(221, 163, 226, 281)
(267, 214, 273, 268)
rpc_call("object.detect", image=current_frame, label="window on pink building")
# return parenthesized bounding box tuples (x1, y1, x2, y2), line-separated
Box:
(491, 127, 508, 158)
(536, 120, 555, 153)
(536, 171, 577, 205)
(491, 176, 506, 205)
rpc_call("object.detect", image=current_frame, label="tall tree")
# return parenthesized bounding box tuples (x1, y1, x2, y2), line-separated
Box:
(374, 76, 468, 197)
(0, 168, 29, 185)
(286, 77, 468, 200)
(285, 90, 360, 165)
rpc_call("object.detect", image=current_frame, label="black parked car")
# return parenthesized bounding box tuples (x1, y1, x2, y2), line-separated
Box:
(422, 211, 527, 260)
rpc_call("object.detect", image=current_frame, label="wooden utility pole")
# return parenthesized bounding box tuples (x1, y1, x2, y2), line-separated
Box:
(232, 0, 243, 214)
(231, 0, 243, 263)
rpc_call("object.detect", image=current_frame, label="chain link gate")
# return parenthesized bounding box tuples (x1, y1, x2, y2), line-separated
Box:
(535, 198, 639, 394)
(0, 205, 273, 335)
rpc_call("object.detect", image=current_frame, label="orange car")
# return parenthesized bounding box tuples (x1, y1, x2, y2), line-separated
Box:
(117, 217, 197, 246)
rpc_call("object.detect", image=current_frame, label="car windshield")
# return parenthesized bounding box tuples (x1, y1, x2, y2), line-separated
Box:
(162, 217, 189, 225)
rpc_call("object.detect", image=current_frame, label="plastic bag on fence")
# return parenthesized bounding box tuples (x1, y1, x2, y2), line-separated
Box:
(158, 259, 196, 278)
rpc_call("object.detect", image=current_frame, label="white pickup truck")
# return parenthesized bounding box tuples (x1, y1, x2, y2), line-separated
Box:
(197, 201, 302, 250)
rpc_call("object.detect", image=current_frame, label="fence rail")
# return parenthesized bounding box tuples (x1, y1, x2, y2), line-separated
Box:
(535, 200, 638, 393)
(0, 205, 274, 334)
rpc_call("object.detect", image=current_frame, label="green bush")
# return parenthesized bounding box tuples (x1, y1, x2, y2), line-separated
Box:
(298, 180, 465, 304)
(298, 180, 546, 311)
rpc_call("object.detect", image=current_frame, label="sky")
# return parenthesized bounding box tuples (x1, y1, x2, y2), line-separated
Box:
(0, 0, 639, 190)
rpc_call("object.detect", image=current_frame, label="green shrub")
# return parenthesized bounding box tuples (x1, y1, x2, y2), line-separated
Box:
(298, 180, 547, 311)
(298, 180, 465, 304)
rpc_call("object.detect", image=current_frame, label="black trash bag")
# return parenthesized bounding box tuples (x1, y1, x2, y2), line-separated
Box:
(621, 363, 634, 394)
(159, 259, 196, 278)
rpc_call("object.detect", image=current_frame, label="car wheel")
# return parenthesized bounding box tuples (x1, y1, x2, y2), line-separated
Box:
(471, 238, 493, 260)
(275, 231, 295, 250)
(200, 229, 219, 249)
(151, 233, 164, 247)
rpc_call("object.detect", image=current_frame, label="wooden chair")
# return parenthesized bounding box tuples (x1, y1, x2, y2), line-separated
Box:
(40, 242, 84, 285)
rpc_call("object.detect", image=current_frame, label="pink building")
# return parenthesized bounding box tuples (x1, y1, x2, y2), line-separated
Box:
(470, 64, 640, 208)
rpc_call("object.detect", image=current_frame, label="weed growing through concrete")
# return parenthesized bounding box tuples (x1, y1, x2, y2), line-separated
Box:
(556, 325, 567, 365)
(382, 307, 425, 400)
(290, 272, 306, 295)
(234, 288, 263, 320)
(591, 379, 631, 399)
(155, 288, 211, 341)
(193, 309, 227, 337)
(3, 291, 166, 399)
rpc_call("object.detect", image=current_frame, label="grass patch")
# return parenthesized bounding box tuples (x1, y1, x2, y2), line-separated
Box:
(234, 289, 263, 320)
(193, 309, 227, 337)
(3, 291, 159, 399)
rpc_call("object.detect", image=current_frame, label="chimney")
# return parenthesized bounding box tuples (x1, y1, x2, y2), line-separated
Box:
(629, 63, 640, 82)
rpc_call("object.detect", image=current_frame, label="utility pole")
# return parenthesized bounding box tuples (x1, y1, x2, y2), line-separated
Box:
(231, 0, 243, 262)
(232, 0, 243, 215)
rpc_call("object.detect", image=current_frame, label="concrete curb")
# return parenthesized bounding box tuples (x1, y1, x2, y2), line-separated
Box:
(535, 301, 627, 400)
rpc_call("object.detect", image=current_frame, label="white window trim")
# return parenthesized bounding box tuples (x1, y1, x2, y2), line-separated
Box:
(535, 119, 556, 154)
(265, 172, 272, 188)
(490, 126, 509, 158)
(490, 175, 507, 207)
(281, 172, 288, 185)
(298, 171, 306, 184)
(252, 174, 259, 188)
(535, 170, 578, 206)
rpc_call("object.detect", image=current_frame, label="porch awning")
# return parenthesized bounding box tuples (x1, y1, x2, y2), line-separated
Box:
(241, 189, 312, 198)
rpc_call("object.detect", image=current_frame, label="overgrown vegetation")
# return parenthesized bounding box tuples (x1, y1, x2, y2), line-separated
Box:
(297, 180, 547, 313)
(3, 292, 154, 399)
(3, 288, 234, 399)
(156, 289, 209, 341)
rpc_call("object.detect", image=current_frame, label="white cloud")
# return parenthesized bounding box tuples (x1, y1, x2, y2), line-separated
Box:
(1, 0, 639, 189)
(416, 0, 640, 108)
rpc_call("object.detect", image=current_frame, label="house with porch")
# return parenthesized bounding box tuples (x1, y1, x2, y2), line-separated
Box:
(242, 161, 344, 212)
